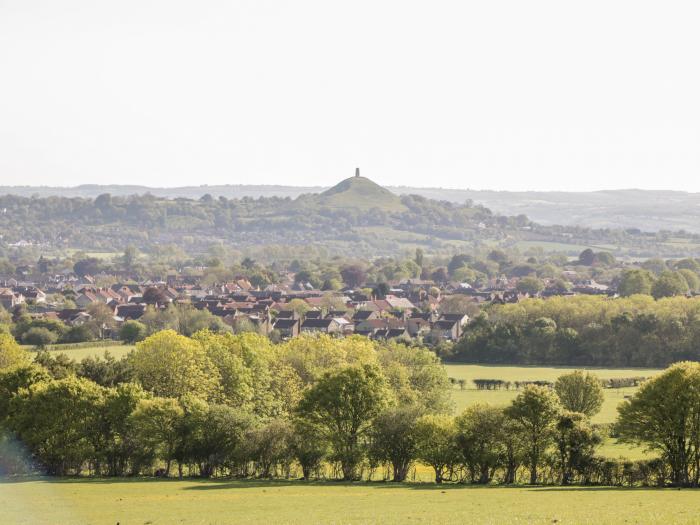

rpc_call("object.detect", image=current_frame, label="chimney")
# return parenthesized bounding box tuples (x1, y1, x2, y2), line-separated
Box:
(355, 167, 360, 177)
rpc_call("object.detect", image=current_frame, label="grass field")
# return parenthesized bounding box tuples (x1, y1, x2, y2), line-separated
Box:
(444, 364, 660, 460)
(2, 478, 699, 525)
(37, 344, 135, 361)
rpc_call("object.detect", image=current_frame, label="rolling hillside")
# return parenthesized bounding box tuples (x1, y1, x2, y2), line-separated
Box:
(316, 175, 407, 212)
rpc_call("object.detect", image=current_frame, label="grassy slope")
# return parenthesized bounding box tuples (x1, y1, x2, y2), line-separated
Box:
(2, 478, 699, 525)
(316, 176, 407, 212)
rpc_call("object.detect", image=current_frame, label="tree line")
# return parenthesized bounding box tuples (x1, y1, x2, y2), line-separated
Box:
(2, 329, 700, 486)
(451, 295, 700, 367)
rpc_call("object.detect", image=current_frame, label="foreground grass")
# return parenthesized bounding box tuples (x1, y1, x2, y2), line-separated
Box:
(2, 478, 699, 525)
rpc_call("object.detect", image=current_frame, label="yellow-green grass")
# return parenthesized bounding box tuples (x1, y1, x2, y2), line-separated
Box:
(445, 364, 661, 460)
(33, 344, 135, 361)
(2, 478, 700, 525)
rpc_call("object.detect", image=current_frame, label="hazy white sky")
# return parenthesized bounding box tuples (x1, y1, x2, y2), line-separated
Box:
(1, 1, 698, 191)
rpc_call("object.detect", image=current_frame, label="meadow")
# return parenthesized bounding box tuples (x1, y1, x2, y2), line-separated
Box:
(34, 343, 134, 361)
(2, 478, 699, 525)
(443, 363, 661, 459)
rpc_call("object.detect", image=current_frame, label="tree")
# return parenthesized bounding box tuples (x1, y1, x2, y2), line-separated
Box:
(185, 402, 255, 478)
(516, 276, 544, 295)
(340, 265, 367, 289)
(617, 362, 700, 486)
(21, 327, 58, 348)
(128, 397, 184, 476)
(0, 333, 29, 369)
(651, 271, 689, 299)
(8, 376, 104, 475)
(414, 248, 424, 268)
(86, 302, 115, 339)
(455, 404, 506, 484)
(414, 414, 459, 483)
(554, 371, 604, 417)
(128, 330, 219, 399)
(618, 269, 655, 296)
(142, 287, 169, 305)
(119, 320, 147, 343)
(73, 257, 102, 277)
(0, 364, 51, 421)
(369, 406, 422, 482)
(554, 411, 601, 485)
(290, 419, 329, 480)
(505, 385, 560, 484)
(296, 364, 390, 480)
(578, 249, 596, 266)
(122, 245, 139, 272)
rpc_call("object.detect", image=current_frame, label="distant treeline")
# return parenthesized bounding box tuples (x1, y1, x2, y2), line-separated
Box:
(451, 295, 700, 367)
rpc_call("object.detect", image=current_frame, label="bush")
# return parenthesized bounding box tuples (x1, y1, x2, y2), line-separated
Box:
(119, 320, 147, 343)
(22, 327, 58, 348)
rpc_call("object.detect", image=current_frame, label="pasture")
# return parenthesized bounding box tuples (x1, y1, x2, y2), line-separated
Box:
(444, 363, 661, 459)
(2, 478, 699, 525)
(34, 343, 135, 361)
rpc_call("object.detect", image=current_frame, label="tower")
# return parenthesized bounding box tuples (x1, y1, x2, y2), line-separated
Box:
(355, 167, 360, 177)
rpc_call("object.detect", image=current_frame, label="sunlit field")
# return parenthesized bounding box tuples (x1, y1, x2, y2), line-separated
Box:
(3, 478, 700, 525)
(444, 363, 661, 460)
(29, 344, 135, 361)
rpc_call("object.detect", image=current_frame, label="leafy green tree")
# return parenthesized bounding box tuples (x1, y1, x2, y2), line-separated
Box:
(194, 331, 276, 415)
(554, 411, 601, 485)
(678, 269, 700, 292)
(618, 269, 655, 296)
(8, 377, 104, 475)
(505, 385, 560, 484)
(119, 320, 147, 343)
(375, 341, 451, 413)
(128, 397, 184, 476)
(554, 371, 604, 417)
(617, 362, 700, 486)
(651, 271, 689, 299)
(516, 276, 544, 295)
(0, 333, 29, 369)
(22, 327, 57, 348)
(0, 364, 51, 421)
(128, 330, 220, 399)
(290, 419, 329, 480)
(185, 402, 256, 478)
(369, 406, 422, 482)
(455, 404, 506, 484)
(414, 414, 459, 484)
(95, 383, 149, 476)
(296, 364, 390, 480)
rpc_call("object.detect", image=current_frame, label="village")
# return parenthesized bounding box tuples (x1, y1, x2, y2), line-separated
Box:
(0, 262, 612, 346)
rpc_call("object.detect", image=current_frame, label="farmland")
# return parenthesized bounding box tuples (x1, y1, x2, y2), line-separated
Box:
(31, 343, 135, 361)
(2, 478, 700, 525)
(443, 363, 661, 460)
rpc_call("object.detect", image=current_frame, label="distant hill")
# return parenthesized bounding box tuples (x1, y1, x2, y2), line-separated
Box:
(2, 180, 700, 233)
(316, 175, 406, 212)
(1, 174, 700, 259)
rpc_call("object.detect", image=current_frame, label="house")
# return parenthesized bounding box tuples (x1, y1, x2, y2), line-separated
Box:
(432, 319, 461, 341)
(300, 318, 342, 334)
(352, 310, 379, 322)
(439, 313, 470, 327)
(0, 288, 24, 310)
(273, 318, 300, 338)
(116, 303, 147, 320)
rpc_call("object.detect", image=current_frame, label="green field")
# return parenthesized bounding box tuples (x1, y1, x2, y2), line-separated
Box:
(444, 364, 660, 459)
(2, 478, 699, 525)
(38, 344, 135, 361)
